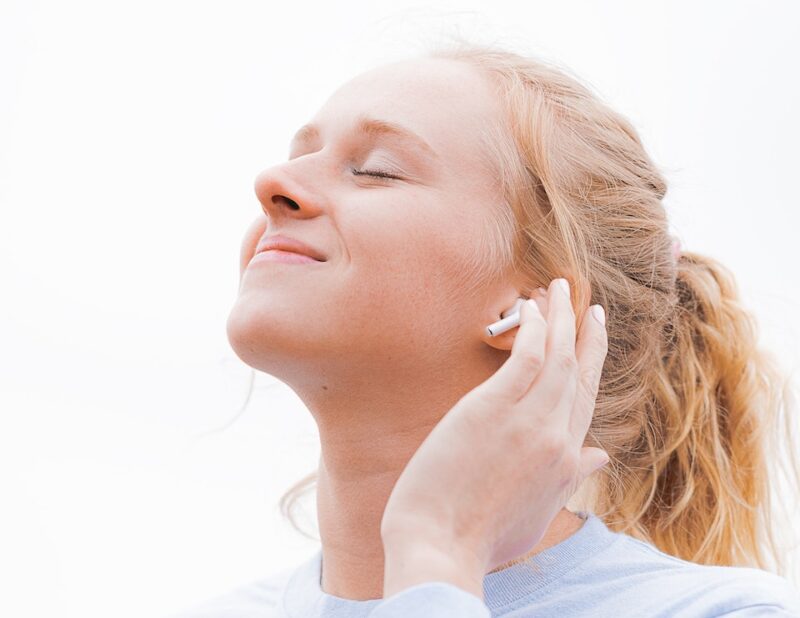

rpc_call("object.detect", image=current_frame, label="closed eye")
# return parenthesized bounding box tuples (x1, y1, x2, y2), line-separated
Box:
(351, 167, 401, 180)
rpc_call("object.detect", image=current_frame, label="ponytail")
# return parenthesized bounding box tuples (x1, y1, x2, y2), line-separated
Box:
(590, 251, 800, 575)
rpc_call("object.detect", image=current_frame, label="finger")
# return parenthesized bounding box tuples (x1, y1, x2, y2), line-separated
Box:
(484, 298, 548, 403)
(518, 278, 578, 421)
(577, 446, 611, 484)
(533, 287, 549, 319)
(568, 303, 608, 441)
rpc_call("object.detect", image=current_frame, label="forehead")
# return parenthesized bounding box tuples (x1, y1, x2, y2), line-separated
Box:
(307, 58, 502, 174)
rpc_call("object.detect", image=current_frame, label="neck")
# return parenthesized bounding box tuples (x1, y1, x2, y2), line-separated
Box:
(315, 432, 587, 599)
(275, 330, 587, 600)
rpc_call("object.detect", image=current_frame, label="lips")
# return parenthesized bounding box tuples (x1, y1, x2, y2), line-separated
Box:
(255, 234, 326, 261)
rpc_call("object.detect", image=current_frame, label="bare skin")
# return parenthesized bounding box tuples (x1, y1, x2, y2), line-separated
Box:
(226, 57, 587, 601)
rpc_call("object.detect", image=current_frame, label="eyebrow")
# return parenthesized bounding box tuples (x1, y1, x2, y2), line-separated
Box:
(289, 115, 439, 160)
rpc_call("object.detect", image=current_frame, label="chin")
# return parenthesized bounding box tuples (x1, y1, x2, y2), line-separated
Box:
(224, 297, 319, 376)
(224, 297, 283, 369)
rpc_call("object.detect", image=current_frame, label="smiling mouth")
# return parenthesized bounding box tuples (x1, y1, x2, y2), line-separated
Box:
(249, 249, 323, 265)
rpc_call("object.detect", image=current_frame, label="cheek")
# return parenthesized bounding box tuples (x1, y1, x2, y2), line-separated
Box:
(403, 208, 495, 299)
(239, 215, 268, 276)
(360, 204, 469, 291)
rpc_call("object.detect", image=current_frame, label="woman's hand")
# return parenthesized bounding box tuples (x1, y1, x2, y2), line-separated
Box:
(379, 278, 609, 599)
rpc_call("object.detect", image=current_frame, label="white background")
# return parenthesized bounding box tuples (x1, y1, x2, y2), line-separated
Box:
(2, 1, 799, 616)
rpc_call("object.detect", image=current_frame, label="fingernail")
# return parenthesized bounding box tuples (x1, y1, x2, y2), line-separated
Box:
(591, 304, 606, 326)
(556, 278, 569, 296)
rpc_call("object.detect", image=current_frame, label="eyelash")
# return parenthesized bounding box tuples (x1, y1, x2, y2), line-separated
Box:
(351, 167, 400, 181)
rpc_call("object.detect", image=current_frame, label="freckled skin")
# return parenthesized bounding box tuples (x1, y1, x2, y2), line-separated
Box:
(225, 57, 584, 601)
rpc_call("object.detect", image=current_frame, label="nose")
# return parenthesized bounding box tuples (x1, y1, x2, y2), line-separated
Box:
(253, 162, 323, 221)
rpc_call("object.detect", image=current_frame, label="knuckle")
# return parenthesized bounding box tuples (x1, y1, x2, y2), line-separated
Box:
(557, 453, 580, 488)
(579, 365, 601, 398)
(517, 348, 544, 374)
(470, 385, 506, 410)
(507, 421, 532, 450)
(553, 349, 577, 373)
(540, 431, 569, 465)
(475, 380, 516, 409)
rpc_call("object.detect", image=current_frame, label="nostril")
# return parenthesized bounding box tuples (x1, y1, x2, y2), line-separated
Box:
(272, 195, 300, 209)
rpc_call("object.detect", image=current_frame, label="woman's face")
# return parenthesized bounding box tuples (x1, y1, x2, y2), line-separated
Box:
(227, 57, 514, 386)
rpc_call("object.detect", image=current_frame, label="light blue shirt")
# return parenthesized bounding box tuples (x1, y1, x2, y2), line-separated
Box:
(168, 510, 800, 617)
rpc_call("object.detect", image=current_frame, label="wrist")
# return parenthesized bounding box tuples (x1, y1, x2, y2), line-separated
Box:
(382, 536, 487, 601)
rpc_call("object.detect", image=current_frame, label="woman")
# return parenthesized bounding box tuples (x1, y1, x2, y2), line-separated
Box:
(173, 40, 800, 617)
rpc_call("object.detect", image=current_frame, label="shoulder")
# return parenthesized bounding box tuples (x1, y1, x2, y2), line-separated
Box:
(164, 568, 294, 618)
(603, 535, 800, 615)
(699, 566, 800, 615)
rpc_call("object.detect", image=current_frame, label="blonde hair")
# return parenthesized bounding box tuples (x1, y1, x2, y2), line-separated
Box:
(273, 40, 800, 576)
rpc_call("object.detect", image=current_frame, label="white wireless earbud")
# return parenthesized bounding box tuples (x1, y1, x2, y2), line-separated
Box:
(485, 297, 528, 337)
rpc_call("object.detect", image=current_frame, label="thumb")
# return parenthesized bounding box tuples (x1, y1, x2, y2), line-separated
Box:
(578, 447, 610, 481)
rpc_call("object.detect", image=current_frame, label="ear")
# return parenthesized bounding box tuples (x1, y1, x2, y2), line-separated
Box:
(480, 289, 548, 352)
